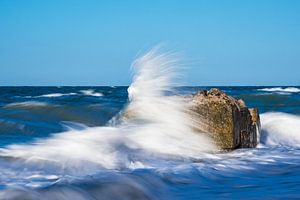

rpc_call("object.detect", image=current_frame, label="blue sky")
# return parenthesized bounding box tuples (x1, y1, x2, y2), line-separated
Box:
(0, 0, 299, 86)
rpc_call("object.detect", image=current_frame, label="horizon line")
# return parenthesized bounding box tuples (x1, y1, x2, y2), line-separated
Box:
(0, 85, 299, 87)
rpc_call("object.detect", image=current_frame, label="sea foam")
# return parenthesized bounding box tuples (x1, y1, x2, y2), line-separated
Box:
(258, 87, 300, 93)
(0, 49, 216, 174)
(4, 101, 49, 108)
(80, 89, 103, 97)
(38, 93, 77, 98)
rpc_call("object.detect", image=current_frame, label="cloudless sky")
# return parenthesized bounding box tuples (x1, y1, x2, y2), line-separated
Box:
(0, 0, 299, 86)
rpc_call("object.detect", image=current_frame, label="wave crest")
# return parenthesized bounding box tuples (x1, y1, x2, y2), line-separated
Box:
(261, 112, 300, 147)
(80, 89, 103, 97)
(258, 87, 300, 93)
(0, 49, 216, 175)
(4, 101, 49, 108)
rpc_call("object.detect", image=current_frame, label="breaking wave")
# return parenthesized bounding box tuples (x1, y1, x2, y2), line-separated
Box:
(0, 50, 300, 200)
(260, 112, 300, 148)
(4, 101, 49, 108)
(80, 89, 103, 97)
(36, 93, 77, 98)
(258, 87, 300, 93)
(25, 91, 103, 98)
(0, 49, 216, 176)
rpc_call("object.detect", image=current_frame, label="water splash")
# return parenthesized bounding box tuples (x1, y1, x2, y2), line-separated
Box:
(0, 49, 216, 177)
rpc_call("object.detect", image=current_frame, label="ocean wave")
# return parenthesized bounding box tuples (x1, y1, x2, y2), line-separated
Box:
(1, 50, 300, 200)
(37, 93, 77, 98)
(260, 112, 300, 147)
(258, 87, 300, 93)
(61, 121, 89, 130)
(80, 89, 103, 97)
(24, 93, 77, 98)
(4, 101, 49, 108)
(0, 49, 216, 175)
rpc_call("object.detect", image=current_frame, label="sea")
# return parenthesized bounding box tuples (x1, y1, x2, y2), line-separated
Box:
(0, 53, 300, 199)
(0, 85, 299, 200)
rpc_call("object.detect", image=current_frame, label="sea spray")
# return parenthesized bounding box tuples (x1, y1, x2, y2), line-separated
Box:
(0, 69, 300, 199)
(0, 49, 216, 175)
(124, 49, 217, 156)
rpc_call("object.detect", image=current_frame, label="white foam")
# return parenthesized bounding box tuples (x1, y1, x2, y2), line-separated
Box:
(38, 93, 77, 98)
(4, 101, 49, 108)
(125, 49, 216, 155)
(61, 121, 89, 130)
(261, 112, 300, 147)
(25, 93, 78, 98)
(0, 49, 216, 174)
(80, 89, 103, 97)
(258, 87, 300, 93)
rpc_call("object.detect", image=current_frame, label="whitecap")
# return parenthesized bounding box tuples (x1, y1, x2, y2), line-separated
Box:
(37, 93, 77, 98)
(258, 87, 300, 93)
(80, 89, 103, 97)
(4, 101, 49, 108)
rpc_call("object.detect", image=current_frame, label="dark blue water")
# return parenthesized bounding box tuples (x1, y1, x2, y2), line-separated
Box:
(0, 86, 300, 199)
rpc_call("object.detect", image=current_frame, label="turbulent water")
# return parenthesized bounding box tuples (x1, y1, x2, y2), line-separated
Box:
(0, 53, 300, 199)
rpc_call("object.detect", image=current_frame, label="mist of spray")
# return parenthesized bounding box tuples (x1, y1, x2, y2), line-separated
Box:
(0, 48, 217, 175)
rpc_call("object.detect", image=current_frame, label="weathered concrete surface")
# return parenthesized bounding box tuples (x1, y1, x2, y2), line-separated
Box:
(190, 88, 260, 150)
